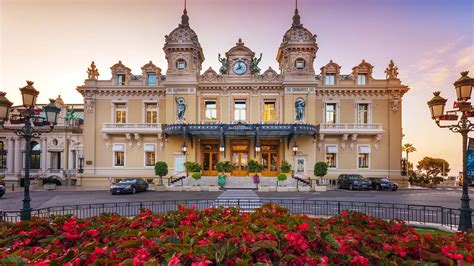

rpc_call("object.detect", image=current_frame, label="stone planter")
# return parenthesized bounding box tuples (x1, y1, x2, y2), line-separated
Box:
(154, 186, 166, 192)
(315, 186, 327, 192)
(43, 184, 56, 190)
(191, 186, 201, 192)
(208, 186, 220, 192)
(298, 186, 311, 192)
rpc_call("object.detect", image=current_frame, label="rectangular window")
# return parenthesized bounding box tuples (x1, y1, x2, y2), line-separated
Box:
(147, 73, 157, 85)
(145, 103, 158, 124)
(324, 74, 335, 85)
(358, 145, 370, 168)
(117, 74, 125, 86)
(234, 100, 247, 121)
(113, 144, 125, 167)
(357, 103, 369, 124)
(325, 103, 337, 124)
(115, 103, 127, 123)
(144, 144, 156, 167)
(204, 100, 217, 120)
(357, 74, 367, 85)
(263, 100, 276, 121)
(325, 145, 337, 168)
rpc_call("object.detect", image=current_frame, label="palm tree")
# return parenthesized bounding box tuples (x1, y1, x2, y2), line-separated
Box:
(402, 143, 417, 162)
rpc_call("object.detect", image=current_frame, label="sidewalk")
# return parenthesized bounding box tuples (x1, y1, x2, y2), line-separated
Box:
(4, 185, 108, 193)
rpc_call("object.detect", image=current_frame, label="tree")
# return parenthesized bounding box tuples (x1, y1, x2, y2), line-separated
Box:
(314, 162, 328, 185)
(402, 143, 417, 162)
(154, 161, 168, 185)
(416, 157, 450, 186)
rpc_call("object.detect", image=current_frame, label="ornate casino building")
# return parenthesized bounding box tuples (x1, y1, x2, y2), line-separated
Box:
(76, 6, 409, 188)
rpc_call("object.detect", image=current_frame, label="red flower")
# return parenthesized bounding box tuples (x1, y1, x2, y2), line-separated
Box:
(351, 255, 369, 265)
(284, 232, 308, 250)
(297, 222, 310, 232)
(168, 254, 180, 266)
(86, 229, 100, 238)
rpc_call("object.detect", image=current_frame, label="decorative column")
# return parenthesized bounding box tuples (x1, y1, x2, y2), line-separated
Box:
(41, 137, 48, 173)
(6, 137, 14, 174)
(13, 137, 21, 175)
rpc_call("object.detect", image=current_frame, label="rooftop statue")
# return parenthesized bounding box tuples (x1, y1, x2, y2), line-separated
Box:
(250, 53, 263, 74)
(87, 61, 100, 80)
(385, 60, 399, 79)
(218, 53, 229, 74)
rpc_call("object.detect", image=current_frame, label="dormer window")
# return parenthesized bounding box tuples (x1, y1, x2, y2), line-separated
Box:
(147, 73, 157, 85)
(357, 74, 367, 85)
(176, 59, 187, 70)
(295, 58, 306, 69)
(117, 74, 125, 86)
(324, 73, 335, 85)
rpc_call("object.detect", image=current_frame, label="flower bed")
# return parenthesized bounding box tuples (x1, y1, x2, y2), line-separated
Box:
(0, 204, 473, 265)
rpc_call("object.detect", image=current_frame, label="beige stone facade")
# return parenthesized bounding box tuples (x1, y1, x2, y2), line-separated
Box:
(76, 8, 409, 188)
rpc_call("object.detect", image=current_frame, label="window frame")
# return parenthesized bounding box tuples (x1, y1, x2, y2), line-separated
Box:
(356, 102, 371, 124)
(144, 102, 158, 124)
(117, 74, 126, 86)
(324, 102, 338, 124)
(357, 144, 371, 169)
(147, 73, 157, 86)
(114, 102, 127, 124)
(176, 59, 187, 70)
(143, 143, 156, 168)
(294, 58, 306, 70)
(357, 73, 367, 85)
(325, 144, 338, 169)
(324, 73, 336, 85)
(262, 98, 278, 122)
(201, 97, 219, 122)
(112, 143, 125, 167)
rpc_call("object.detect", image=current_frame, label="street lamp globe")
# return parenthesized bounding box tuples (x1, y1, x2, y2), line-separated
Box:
(292, 142, 299, 155)
(454, 71, 474, 102)
(219, 143, 225, 153)
(255, 142, 261, 153)
(19, 81, 39, 108)
(43, 99, 61, 125)
(181, 142, 187, 155)
(427, 91, 447, 119)
(0, 92, 13, 122)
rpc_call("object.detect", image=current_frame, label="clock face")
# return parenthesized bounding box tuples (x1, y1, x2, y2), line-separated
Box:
(232, 61, 247, 75)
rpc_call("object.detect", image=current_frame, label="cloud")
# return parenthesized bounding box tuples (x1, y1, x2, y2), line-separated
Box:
(455, 45, 474, 70)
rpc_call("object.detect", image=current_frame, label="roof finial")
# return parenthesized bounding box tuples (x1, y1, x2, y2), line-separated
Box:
(180, 0, 189, 27)
(292, 1, 301, 27)
(296, 0, 298, 10)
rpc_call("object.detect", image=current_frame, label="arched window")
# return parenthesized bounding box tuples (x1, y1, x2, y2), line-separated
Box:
(30, 141, 41, 169)
(0, 141, 6, 169)
(176, 59, 187, 70)
(294, 58, 306, 70)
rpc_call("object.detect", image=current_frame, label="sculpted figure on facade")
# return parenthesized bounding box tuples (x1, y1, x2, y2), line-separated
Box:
(87, 61, 99, 80)
(385, 60, 399, 79)
(250, 53, 262, 74)
(218, 53, 229, 74)
(176, 97, 186, 120)
(295, 97, 305, 121)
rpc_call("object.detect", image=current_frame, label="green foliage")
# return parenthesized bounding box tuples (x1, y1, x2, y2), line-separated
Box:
(414, 156, 450, 185)
(280, 160, 291, 173)
(277, 173, 287, 182)
(314, 162, 328, 177)
(43, 176, 61, 185)
(184, 161, 201, 173)
(249, 160, 262, 174)
(154, 161, 168, 177)
(192, 172, 201, 180)
(216, 161, 232, 174)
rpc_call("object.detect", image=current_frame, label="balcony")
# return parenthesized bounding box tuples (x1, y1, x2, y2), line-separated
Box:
(101, 123, 162, 134)
(318, 123, 383, 135)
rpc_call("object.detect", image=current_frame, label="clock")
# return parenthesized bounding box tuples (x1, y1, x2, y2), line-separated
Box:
(232, 61, 247, 75)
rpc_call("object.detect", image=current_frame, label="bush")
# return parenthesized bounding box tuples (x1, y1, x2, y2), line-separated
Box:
(280, 160, 291, 173)
(154, 161, 168, 178)
(42, 176, 61, 186)
(1, 206, 471, 265)
(314, 162, 328, 178)
(249, 160, 262, 174)
(184, 162, 201, 173)
(277, 173, 287, 182)
(192, 172, 201, 180)
(216, 161, 231, 174)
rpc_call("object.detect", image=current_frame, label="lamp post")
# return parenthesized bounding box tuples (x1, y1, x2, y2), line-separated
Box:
(0, 81, 60, 221)
(292, 142, 299, 156)
(427, 71, 474, 232)
(78, 155, 84, 174)
(181, 142, 187, 155)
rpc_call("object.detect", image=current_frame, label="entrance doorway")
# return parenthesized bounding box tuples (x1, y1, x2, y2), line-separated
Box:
(260, 141, 279, 176)
(231, 140, 249, 176)
(201, 141, 219, 176)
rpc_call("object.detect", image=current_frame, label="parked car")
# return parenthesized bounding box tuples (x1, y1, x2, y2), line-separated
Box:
(337, 174, 371, 190)
(368, 178, 398, 191)
(110, 178, 148, 195)
(0, 184, 4, 197)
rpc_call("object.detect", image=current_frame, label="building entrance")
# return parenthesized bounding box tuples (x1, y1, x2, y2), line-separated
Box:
(260, 141, 279, 176)
(231, 140, 249, 176)
(201, 141, 219, 176)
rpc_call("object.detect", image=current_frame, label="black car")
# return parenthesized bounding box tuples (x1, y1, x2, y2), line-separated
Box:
(110, 178, 148, 194)
(337, 174, 371, 190)
(368, 178, 398, 191)
(0, 185, 4, 198)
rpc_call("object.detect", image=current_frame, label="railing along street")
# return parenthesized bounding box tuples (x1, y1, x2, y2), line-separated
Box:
(0, 199, 469, 230)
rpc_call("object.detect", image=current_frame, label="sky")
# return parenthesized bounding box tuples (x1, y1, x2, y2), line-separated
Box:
(1, 0, 473, 174)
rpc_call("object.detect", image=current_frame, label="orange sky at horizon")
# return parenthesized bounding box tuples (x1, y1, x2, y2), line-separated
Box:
(1, 0, 473, 174)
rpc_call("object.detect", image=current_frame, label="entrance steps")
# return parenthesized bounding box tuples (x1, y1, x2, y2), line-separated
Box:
(223, 176, 257, 190)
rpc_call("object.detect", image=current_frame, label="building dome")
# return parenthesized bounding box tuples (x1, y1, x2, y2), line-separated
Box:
(165, 9, 201, 47)
(281, 9, 316, 45)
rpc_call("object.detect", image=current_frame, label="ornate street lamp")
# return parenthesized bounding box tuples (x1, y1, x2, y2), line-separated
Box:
(255, 141, 261, 153)
(181, 142, 187, 155)
(78, 155, 84, 174)
(0, 81, 60, 221)
(292, 142, 299, 155)
(428, 71, 474, 232)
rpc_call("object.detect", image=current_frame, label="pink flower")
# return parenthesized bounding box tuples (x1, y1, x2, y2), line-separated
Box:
(297, 222, 310, 231)
(351, 255, 369, 265)
(284, 232, 308, 250)
(168, 254, 180, 266)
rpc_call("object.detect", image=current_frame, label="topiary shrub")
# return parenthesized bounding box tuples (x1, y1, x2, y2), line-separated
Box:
(280, 160, 291, 173)
(314, 162, 328, 185)
(154, 161, 168, 185)
(184, 162, 201, 174)
(277, 173, 287, 182)
(192, 172, 201, 180)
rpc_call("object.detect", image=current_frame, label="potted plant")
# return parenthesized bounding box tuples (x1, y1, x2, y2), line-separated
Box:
(216, 162, 227, 188)
(280, 160, 292, 176)
(276, 173, 287, 189)
(184, 161, 201, 177)
(192, 172, 201, 188)
(154, 161, 168, 188)
(249, 159, 262, 184)
(314, 161, 329, 191)
(43, 176, 59, 190)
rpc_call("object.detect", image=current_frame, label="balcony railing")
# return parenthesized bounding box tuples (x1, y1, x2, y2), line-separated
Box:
(101, 123, 162, 134)
(318, 123, 383, 135)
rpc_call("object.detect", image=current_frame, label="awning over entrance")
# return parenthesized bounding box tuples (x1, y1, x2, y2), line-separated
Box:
(163, 123, 317, 148)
